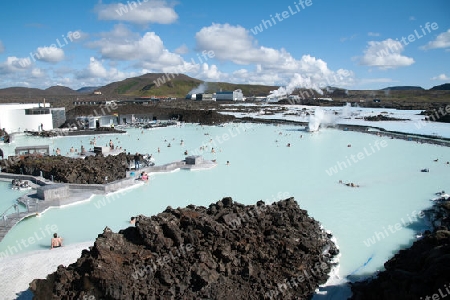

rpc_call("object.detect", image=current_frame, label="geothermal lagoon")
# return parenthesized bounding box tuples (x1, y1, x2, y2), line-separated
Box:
(0, 105, 449, 299)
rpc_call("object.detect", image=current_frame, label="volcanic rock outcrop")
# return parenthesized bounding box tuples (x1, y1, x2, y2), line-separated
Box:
(30, 197, 338, 299)
(1, 152, 133, 184)
(66, 104, 236, 126)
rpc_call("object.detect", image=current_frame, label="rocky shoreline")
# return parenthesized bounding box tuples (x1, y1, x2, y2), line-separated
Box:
(350, 198, 450, 299)
(30, 197, 339, 300)
(0, 152, 135, 184)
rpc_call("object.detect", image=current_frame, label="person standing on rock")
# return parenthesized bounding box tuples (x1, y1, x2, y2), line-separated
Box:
(134, 152, 140, 170)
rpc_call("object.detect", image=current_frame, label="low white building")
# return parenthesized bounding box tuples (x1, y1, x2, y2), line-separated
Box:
(214, 89, 244, 101)
(0, 103, 54, 133)
(75, 115, 118, 129)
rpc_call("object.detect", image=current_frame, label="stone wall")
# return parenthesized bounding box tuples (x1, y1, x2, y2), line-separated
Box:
(36, 184, 69, 201)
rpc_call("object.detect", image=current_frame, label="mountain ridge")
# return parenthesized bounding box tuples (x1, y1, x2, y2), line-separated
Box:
(0, 74, 449, 104)
(381, 86, 425, 91)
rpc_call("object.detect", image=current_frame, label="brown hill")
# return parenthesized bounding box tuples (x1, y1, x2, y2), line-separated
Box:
(97, 73, 203, 98)
(204, 81, 279, 97)
(0, 87, 46, 96)
(95, 73, 280, 98)
(0, 86, 79, 105)
(44, 86, 78, 95)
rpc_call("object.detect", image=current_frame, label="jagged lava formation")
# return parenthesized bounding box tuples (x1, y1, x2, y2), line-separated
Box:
(30, 197, 338, 299)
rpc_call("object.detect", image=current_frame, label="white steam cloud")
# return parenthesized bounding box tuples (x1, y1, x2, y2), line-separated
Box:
(189, 82, 208, 94)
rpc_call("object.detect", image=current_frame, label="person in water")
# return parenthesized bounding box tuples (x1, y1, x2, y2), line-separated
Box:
(140, 172, 148, 181)
(51, 233, 63, 249)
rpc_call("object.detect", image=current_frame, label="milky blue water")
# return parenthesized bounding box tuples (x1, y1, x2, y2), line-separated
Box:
(1, 122, 449, 298)
(0, 182, 29, 215)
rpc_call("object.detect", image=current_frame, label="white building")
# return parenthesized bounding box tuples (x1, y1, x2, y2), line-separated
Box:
(214, 89, 244, 101)
(75, 115, 119, 129)
(0, 103, 54, 133)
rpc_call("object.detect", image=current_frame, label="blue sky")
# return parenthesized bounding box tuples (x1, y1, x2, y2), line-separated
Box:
(0, 0, 449, 91)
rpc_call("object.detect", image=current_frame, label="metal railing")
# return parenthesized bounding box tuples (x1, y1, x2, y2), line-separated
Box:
(1, 204, 20, 227)
(1, 199, 40, 227)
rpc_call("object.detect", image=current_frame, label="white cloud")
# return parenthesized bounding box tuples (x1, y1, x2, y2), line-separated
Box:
(431, 73, 450, 81)
(31, 68, 44, 78)
(231, 67, 282, 86)
(86, 57, 108, 78)
(70, 30, 89, 42)
(359, 39, 415, 69)
(195, 24, 354, 84)
(88, 24, 184, 70)
(194, 23, 354, 93)
(0, 56, 33, 73)
(196, 23, 270, 65)
(160, 61, 199, 74)
(0, 61, 56, 89)
(35, 46, 65, 63)
(421, 29, 450, 50)
(0, 40, 4, 53)
(174, 44, 189, 54)
(409, 16, 416, 21)
(76, 57, 136, 84)
(368, 32, 380, 37)
(198, 63, 227, 81)
(95, 0, 178, 25)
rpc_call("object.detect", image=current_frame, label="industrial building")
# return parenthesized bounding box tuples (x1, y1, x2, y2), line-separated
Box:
(185, 93, 215, 101)
(0, 103, 65, 133)
(214, 89, 244, 101)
